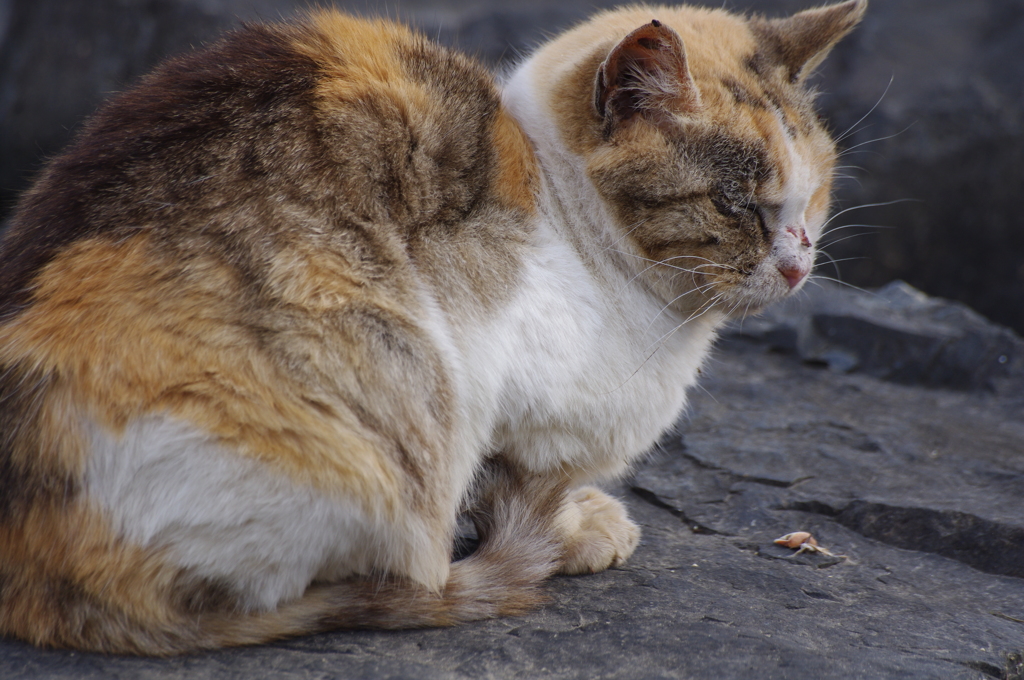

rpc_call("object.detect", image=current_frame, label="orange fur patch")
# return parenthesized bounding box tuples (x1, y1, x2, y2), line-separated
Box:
(491, 108, 540, 214)
(298, 11, 413, 80)
(0, 499, 180, 652)
(0, 235, 404, 511)
(292, 11, 431, 123)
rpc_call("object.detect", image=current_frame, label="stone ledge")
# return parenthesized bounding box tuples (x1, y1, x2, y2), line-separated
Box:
(728, 280, 1024, 392)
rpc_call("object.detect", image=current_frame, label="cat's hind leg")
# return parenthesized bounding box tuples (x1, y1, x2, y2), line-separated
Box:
(468, 467, 640, 576)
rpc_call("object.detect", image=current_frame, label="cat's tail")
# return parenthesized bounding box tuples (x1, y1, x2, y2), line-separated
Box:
(2, 462, 566, 656)
(147, 462, 565, 654)
(188, 464, 566, 652)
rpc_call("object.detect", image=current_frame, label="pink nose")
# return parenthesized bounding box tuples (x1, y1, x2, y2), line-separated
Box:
(778, 262, 810, 289)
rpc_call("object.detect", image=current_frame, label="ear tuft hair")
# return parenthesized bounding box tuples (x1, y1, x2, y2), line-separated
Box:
(593, 21, 701, 131)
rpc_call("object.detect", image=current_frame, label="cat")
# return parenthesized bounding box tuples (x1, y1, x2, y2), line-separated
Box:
(0, 0, 865, 654)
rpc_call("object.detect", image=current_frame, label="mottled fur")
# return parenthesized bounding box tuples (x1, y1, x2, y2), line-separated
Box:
(0, 2, 864, 654)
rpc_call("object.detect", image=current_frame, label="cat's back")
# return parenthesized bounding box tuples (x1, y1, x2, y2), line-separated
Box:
(2, 11, 532, 309)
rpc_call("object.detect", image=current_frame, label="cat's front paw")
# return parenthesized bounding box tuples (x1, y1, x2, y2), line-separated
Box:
(555, 486, 640, 575)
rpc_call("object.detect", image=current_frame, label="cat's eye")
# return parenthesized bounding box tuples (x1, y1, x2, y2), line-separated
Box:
(710, 195, 733, 217)
(746, 204, 771, 240)
(748, 205, 766, 229)
(711, 195, 764, 229)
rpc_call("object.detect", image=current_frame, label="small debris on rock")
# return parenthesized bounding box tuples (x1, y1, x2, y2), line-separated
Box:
(774, 531, 844, 558)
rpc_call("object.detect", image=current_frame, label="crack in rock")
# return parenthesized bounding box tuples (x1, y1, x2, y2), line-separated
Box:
(629, 486, 721, 534)
(786, 500, 1024, 578)
(950, 659, 1004, 678)
(678, 450, 807, 488)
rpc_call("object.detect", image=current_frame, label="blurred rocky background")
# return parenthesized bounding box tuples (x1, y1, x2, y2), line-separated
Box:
(1, 0, 1023, 334)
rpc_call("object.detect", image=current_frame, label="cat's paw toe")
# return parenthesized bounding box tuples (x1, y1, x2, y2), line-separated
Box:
(556, 486, 640, 575)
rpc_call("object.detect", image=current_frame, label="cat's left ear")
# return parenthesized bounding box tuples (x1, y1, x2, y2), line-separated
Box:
(756, 0, 867, 83)
(594, 20, 701, 129)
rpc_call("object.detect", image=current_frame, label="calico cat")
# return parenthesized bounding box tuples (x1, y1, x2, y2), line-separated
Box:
(0, 1, 865, 654)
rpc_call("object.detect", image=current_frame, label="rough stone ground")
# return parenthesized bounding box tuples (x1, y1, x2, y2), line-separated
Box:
(2, 281, 1023, 679)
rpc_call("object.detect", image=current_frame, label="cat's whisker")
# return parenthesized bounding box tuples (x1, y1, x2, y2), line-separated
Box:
(820, 198, 918, 230)
(599, 345, 665, 395)
(650, 256, 734, 276)
(607, 248, 732, 281)
(815, 254, 867, 267)
(835, 75, 893, 144)
(813, 247, 848, 277)
(641, 290, 719, 344)
(807, 274, 877, 296)
(832, 175, 863, 188)
(838, 122, 916, 158)
(607, 249, 696, 297)
(596, 290, 723, 394)
(819, 223, 893, 244)
(660, 254, 738, 272)
(638, 281, 722, 340)
(640, 291, 724, 354)
(819, 231, 882, 249)
(602, 217, 655, 254)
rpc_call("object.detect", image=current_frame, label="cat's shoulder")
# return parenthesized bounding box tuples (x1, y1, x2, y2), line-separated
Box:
(282, 10, 539, 221)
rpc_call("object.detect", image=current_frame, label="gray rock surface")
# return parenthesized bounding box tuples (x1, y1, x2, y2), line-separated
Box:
(2, 0, 1024, 333)
(2, 281, 1023, 679)
(732, 280, 1024, 392)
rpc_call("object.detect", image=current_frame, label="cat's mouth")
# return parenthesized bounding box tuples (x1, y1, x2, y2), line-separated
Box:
(727, 221, 816, 314)
(704, 254, 814, 318)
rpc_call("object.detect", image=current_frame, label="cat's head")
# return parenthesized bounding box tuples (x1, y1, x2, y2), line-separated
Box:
(508, 1, 866, 317)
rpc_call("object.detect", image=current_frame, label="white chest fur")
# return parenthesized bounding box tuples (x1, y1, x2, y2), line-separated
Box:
(455, 218, 720, 482)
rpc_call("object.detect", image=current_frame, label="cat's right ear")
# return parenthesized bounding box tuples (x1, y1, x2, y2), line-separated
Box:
(594, 20, 701, 132)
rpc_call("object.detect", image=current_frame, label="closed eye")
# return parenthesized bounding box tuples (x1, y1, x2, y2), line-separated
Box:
(712, 195, 765, 230)
(748, 204, 768, 239)
(710, 195, 735, 218)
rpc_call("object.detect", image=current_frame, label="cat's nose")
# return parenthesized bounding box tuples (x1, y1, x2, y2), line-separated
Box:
(777, 226, 811, 288)
(778, 261, 810, 289)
